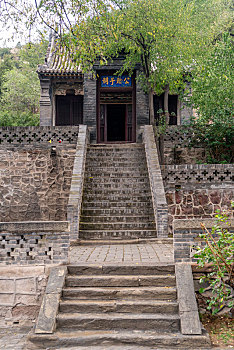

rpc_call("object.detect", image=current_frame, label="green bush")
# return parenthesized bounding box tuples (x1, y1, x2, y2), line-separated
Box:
(0, 111, 40, 126)
(194, 207, 234, 315)
(187, 117, 234, 163)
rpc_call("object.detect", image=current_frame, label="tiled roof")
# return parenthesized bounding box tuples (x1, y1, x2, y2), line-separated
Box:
(37, 35, 82, 76)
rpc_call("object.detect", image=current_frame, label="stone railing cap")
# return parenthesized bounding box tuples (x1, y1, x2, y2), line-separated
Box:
(174, 218, 234, 230)
(0, 221, 70, 233)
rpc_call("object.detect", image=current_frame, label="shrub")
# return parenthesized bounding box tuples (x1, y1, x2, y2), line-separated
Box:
(194, 206, 234, 314)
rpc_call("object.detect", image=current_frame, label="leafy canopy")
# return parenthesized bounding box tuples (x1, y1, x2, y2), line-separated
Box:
(0, 42, 47, 126)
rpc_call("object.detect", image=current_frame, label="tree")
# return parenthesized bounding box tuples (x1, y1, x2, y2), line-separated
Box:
(185, 33, 233, 122)
(64, 0, 233, 123)
(183, 33, 234, 163)
(0, 0, 232, 124)
(0, 42, 47, 125)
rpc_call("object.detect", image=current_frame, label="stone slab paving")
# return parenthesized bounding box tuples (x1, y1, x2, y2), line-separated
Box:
(69, 243, 174, 264)
(0, 327, 29, 349)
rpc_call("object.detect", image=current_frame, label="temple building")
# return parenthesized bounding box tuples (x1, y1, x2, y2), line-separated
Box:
(37, 36, 190, 142)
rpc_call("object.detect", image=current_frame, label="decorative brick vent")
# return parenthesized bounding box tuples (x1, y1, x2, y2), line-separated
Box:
(0, 222, 69, 265)
(163, 126, 194, 147)
(162, 164, 234, 185)
(0, 126, 79, 146)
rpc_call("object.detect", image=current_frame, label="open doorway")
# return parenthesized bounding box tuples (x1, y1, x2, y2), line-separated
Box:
(107, 104, 125, 141)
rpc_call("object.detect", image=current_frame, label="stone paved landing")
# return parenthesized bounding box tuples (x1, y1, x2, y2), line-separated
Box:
(0, 327, 30, 349)
(69, 243, 173, 264)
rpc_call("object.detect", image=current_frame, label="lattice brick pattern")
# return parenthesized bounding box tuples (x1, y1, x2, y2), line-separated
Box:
(163, 126, 194, 147)
(161, 164, 234, 184)
(0, 232, 69, 264)
(0, 126, 79, 146)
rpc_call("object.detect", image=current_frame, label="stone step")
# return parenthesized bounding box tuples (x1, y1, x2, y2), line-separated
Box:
(56, 312, 180, 332)
(88, 143, 144, 148)
(85, 171, 149, 177)
(80, 215, 155, 223)
(84, 177, 151, 184)
(83, 183, 151, 190)
(77, 238, 173, 246)
(86, 151, 146, 157)
(79, 222, 156, 230)
(85, 163, 147, 168)
(59, 299, 178, 314)
(65, 275, 175, 288)
(85, 161, 147, 169)
(81, 208, 155, 216)
(82, 194, 153, 202)
(87, 148, 145, 152)
(82, 202, 154, 208)
(62, 286, 177, 300)
(79, 229, 157, 239)
(83, 189, 152, 195)
(29, 330, 211, 349)
(67, 264, 175, 275)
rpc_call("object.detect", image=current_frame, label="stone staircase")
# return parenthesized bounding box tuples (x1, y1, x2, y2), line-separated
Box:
(29, 264, 211, 349)
(80, 144, 157, 240)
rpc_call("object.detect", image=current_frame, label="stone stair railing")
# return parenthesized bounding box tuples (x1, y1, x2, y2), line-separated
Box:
(67, 125, 89, 242)
(143, 125, 168, 238)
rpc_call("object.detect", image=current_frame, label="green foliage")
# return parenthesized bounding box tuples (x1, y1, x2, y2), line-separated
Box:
(0, 52, 16, 96)
(183, 34, 234, 163)
(0, 41, 47, 126)
(64, 0, 232, 97)
(0, 111, 39, 126)
(194, 207, 234, 315)
(1, 68, 40, 114)
(185, 33, 233, 122)
(186, 116, 234, 163)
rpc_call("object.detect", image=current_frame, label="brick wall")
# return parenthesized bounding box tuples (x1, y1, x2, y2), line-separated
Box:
(173, 219, 234, 262)
(83, 74, 97, 142)
(161, 164, 234, 233)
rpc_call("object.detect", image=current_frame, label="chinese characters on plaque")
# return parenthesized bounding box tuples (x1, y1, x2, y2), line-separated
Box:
(101, 76, 132, 87)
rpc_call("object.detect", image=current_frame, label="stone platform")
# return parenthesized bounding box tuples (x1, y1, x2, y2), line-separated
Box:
(69, 241, 174, 265)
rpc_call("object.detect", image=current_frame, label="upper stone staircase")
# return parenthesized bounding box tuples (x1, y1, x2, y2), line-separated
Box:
(28, 139, 211, 350)
(80, 144, 157, 240)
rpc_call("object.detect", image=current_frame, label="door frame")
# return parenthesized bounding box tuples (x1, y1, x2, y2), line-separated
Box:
(96, 71, 136, 143)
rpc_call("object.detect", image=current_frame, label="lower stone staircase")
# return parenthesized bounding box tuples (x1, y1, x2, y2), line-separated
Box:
(80, 144, 157, 240)
(29, 264, 211, 349)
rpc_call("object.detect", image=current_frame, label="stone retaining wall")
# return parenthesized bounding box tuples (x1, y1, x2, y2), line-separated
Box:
(161, 164, 233, 233)
(0, 144, 76, 222)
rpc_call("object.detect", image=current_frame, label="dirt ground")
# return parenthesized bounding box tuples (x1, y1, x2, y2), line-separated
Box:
(201, 314, 234, 348)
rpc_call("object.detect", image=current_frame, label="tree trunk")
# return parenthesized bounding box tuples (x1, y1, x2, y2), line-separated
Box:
(164, 84, 169, 125)
(149, 87, 154, 125)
